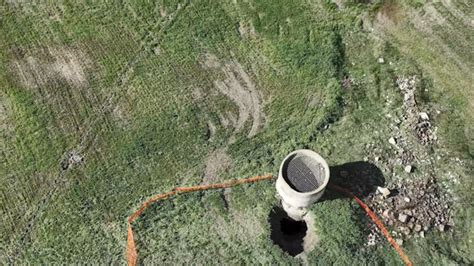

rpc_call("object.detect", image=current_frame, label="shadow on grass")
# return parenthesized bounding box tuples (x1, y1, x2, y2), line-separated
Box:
(321, 161, 385, 201)
(268, 206, 308, 257)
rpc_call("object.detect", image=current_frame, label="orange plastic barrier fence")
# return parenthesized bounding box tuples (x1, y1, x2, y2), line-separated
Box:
(125, 175, 412, 266)
(126, 174, 273, 266)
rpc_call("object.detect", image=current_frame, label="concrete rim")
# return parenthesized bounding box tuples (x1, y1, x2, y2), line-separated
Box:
(278, 149, 330, 196)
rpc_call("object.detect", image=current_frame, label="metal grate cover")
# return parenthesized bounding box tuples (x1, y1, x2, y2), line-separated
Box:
(283, 155, 324, 192)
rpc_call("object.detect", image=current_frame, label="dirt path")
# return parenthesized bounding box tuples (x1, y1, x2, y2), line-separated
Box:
(202, 148, 233, 184)
(12, 47, 91, 89)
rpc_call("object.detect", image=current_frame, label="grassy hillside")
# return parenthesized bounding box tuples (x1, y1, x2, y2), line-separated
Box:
(1, 0, 472, 264)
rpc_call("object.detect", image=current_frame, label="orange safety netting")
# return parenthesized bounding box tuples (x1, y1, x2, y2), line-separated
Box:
(125, 174, 412, 266)
(126, 174, 273, 266)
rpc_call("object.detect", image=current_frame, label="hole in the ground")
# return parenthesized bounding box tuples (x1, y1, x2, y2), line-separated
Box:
(269, 206, 308, 256)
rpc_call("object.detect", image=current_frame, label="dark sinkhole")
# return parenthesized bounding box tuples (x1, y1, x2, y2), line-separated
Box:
(268, 206, 308, 256)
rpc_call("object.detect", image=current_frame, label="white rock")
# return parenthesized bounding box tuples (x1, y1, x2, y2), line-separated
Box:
(419, 112, 429, 120)
(389, 137, 397, 145)
(377, 186, 391, 198)
(438, 224, 445, 232)
(395, 238, 403, 246)
(414, 224, 422, 232)
(404, 197, 411, 203)
(398, 213, 408, 223)
(404, 165, 412, 173)
(378, 57, 385, 64)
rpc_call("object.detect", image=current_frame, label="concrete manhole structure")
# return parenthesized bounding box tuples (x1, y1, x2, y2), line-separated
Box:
(277, 149, 330, 220)
(270, 149, 329, 256)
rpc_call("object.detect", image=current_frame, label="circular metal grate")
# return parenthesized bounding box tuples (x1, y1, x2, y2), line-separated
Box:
(283, 155, 324, 192)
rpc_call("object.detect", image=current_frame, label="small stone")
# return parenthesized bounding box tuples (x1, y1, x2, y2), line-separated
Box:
(153, 46, 161, 55)
(408, 222, 414, 229)
(398, 213, 408, 223)
(401, 227, 411, 235)
(389, 137, 397, 145)
(404, 197, 411, 203)
(375, 156, 380, 162)
(383, 209, 390, 218)
(438, 224, 445, 232)
(419, 112, 429, 120)
(378, 57, 385, 64)
(404, 165, 412, 173)
(419, 231, 425, 238)
(414, 224, 422, 232)
(377, 186, 391, 198)
(405, 210, 413, 216)
(395, 238, 403, 246)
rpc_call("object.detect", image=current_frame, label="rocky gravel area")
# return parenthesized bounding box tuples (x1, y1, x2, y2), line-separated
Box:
(366, 178, 453, 246)
(362, 76, 452, 246)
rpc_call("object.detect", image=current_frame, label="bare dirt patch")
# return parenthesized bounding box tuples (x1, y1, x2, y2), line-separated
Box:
(0, 96, 12, 133)
(441, 0, 474, 28)
(202, 148, 233, 184)
(237, 20, 256, 39)
(11, 46, 91, 89)
(200, 53, 221, 69)
(214, 61, 265, 138)
(200, 53, 266, 138)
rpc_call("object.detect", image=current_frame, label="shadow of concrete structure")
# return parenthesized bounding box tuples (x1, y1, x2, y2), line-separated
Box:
(268, 206, 308, 257)
(321, 161, 385, 201)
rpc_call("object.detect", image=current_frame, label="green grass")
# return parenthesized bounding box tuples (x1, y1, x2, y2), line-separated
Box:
(1, 0, 472, 264)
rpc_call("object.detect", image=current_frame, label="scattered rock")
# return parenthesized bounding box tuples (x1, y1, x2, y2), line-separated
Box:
(396, 76, 437, 145)
(389, 137, 397, 145)
(367, 178, 452, 240)
(400, 226, 411, 235)
(61, 149, 84, 170)
(438, 224, 445, 232)
(414, 224, 422, 232)
(404, 165, 412, 173)
(419, 112, 429, 120)
(395, 238, 403, 246)
(398, 213, 408, 223)
(377, 186, 391, 198)
(378, 57, 385, 64)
